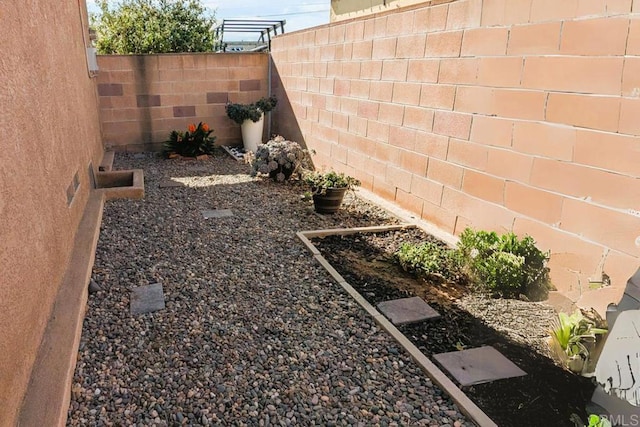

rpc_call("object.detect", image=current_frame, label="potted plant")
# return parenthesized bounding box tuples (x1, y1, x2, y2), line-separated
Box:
(163, 122, 216, 158)
(251, 135, 312, 181)
(549, 310, 607, 374)
(225, 95, 277, 152)
(304, 170, 360, 214)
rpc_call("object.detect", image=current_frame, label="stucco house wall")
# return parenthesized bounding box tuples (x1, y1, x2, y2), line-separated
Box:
(271, 0, 640, 313)
(0, 0, 104, 424)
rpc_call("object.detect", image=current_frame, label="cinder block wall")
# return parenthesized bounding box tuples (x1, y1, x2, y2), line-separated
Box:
(271, 0, 640, 311)
(0, 0, 104, 424)
(96, 53, 269, 150)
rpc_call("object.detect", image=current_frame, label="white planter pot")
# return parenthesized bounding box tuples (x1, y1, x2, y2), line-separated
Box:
(240, 113, 264, 153)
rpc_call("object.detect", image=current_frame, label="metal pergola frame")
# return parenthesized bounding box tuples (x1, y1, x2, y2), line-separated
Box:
(213, 19, 286, 52)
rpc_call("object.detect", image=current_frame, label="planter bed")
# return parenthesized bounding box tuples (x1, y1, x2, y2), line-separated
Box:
(311, 227, 596, 427)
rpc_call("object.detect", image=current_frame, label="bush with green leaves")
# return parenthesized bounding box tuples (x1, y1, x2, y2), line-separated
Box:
(395, 241, 464, 282)
(92, 0, 216, 54)
(457, 229, 550, 300)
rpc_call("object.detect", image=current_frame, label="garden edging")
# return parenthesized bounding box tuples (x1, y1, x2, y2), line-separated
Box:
(297, 224, 497, 427)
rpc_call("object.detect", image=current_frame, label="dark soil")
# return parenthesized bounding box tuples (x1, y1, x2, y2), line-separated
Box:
(312, 228, 596, 427)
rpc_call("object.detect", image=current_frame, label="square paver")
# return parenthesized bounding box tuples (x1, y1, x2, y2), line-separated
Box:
(159, 179, 185, 188)
(202, 209, 234, 219)
(376, 296, 440, 325)
(434, 346, 527, 386)
(130, 283, 165, 315)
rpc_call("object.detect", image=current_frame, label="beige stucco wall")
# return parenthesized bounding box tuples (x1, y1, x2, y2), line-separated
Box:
(272, 0, 640, 314)
(97, 53, 270, 151)
(0, 0, 104, 424)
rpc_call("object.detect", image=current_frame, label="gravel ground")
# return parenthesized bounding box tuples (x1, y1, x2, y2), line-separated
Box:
(67, 152, 470, 426)
(455, 295, 557, 359)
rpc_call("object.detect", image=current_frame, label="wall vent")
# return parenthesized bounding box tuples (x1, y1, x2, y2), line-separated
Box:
(67, 171, 80, 206)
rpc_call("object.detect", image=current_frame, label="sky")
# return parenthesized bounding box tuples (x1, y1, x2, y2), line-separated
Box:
(86, 0, 331, 40)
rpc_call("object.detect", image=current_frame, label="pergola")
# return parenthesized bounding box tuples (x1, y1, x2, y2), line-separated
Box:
(213, 19, 286, 52)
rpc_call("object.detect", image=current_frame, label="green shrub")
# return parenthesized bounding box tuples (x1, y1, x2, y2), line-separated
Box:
(395, 241, 463, 282)
(93, 0, 216, 54)
(457, 228, 550, 300)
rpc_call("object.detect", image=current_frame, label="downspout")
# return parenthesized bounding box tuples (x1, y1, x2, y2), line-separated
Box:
(267, 53, 272, 138)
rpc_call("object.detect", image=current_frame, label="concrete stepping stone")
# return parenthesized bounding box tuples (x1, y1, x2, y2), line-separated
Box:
(376, 296, 440, 325)
(202, 209, 234, 219)
(130, 283, 165, 315)
(434, 345, 527, 386)
(159, 179, 184, 188)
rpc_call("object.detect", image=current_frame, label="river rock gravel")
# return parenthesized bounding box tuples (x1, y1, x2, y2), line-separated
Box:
(67, 152, 469, 426)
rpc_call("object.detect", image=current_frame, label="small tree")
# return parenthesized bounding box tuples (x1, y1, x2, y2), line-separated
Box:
(92, 0, 216, 54)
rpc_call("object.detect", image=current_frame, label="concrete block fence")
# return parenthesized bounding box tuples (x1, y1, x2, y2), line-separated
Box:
(270, 0, 640, 312)
(96, 53, 269, 150)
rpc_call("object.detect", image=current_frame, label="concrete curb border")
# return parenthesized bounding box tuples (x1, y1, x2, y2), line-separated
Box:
(297, 225, 497, 427)
(18, 192, 105, 427)
(18, 151, 146, 426)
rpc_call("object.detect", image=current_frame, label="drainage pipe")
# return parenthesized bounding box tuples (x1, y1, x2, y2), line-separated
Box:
(267, 53, 272, 138)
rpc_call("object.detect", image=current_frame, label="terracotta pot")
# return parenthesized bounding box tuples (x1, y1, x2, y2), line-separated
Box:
(312, 187, 347, 214)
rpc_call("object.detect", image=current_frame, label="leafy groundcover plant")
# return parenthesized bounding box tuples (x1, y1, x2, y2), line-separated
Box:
(395, 241, 464, 283)
(457, 229, 551, 300)
(163, 122, 216, 157)
(394, 228, 551, 301)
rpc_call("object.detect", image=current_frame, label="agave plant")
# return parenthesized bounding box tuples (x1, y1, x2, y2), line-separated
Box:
(549, 310, 607, 372)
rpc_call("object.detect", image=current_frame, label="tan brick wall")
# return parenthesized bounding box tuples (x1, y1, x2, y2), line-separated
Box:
(0, 0, 104, 424)
(271, 0, 640, 312)
(97, 53, 269, 150)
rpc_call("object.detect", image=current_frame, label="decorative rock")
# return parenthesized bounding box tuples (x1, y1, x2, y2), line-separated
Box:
(88, 279, 102, 294)
(66, 153, 470, 427)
